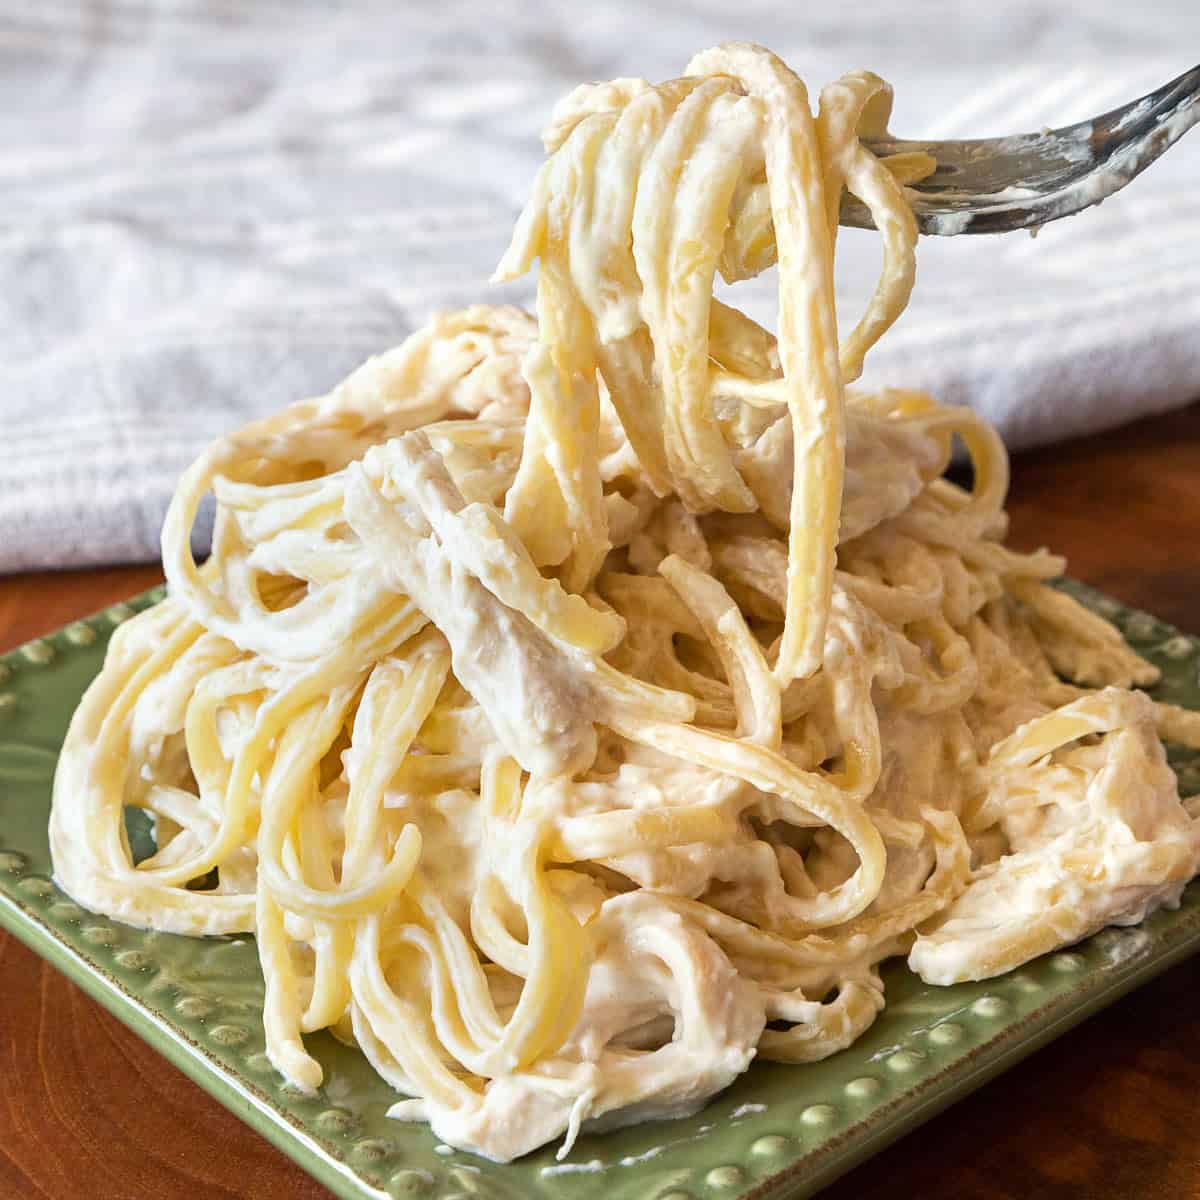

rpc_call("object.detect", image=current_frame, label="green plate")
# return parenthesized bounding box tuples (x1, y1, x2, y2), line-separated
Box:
(2, 582, 1199, 1200)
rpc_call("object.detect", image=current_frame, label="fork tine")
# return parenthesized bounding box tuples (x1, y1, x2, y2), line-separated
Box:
(846, 63, 1200, 235)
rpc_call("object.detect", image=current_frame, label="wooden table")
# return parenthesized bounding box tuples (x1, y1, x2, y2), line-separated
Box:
(3, 403, 1199, 1200)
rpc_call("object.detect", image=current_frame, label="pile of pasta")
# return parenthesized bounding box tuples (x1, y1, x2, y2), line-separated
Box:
(51, 44, 1200, 1161)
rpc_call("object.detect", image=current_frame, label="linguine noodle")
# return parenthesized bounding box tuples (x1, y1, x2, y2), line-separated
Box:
(50, 43, 1200, 1161)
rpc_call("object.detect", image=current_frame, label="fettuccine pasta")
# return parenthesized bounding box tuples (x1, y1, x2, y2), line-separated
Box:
(50, 43, 1200, 1162)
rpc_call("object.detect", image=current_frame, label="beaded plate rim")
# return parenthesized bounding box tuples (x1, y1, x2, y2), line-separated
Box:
(0, 580, 1198, 1200)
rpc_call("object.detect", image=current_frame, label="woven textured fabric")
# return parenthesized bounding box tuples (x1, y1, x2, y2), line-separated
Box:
(2, 0, 1197, 571)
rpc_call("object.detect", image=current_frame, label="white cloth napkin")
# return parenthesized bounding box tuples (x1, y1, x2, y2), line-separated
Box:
(2, 0, 1197, 572)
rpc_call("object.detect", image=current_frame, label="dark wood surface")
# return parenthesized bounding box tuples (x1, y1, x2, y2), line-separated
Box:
(3, 403, 1199, 1200)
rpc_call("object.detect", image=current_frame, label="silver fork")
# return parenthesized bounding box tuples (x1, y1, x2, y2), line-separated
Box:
(847, 64, 1200, 235)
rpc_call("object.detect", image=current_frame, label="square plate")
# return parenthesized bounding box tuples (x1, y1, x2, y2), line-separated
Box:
(2, 581, 1199, 1200)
